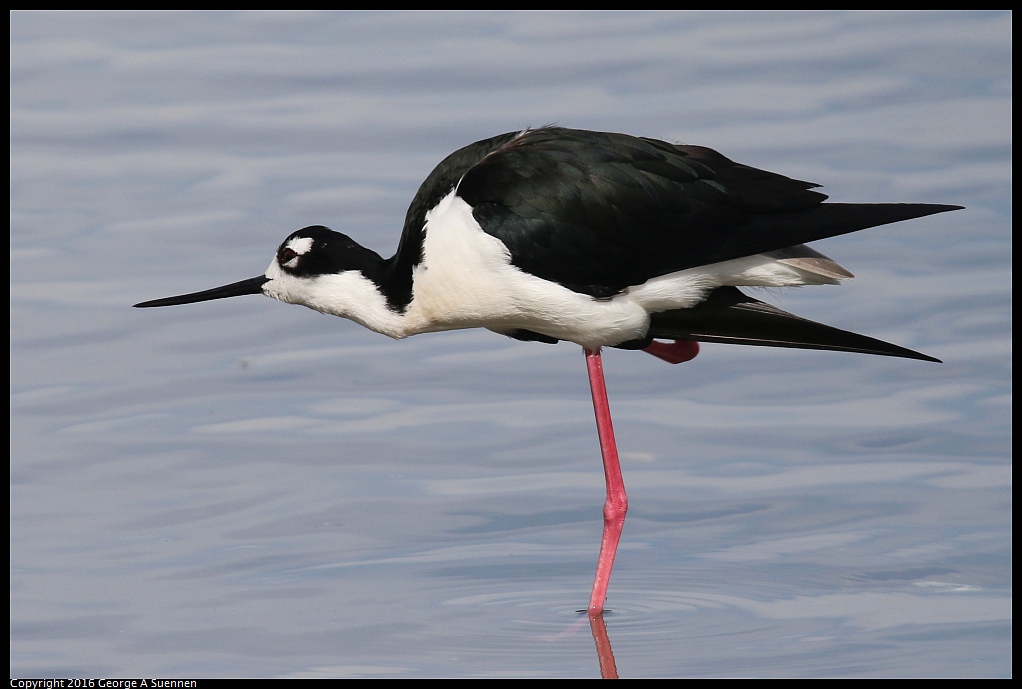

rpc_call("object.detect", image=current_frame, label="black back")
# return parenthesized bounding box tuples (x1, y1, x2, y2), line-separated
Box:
(446, 127, 958, 296)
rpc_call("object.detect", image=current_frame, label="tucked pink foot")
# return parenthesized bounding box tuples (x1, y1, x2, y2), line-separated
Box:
(643, 339, 700, 364)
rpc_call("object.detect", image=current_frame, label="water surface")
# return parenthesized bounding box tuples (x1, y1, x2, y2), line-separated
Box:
(10, 10, 1011, 678)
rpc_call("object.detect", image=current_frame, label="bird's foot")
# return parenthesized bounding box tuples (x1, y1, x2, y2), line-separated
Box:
(642, 339, 700, 364)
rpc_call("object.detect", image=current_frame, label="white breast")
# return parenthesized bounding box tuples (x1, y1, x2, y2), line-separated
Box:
(401, 191, 651, 348)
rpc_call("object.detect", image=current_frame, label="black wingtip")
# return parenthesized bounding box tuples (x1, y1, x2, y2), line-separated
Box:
(649, 287, 941, 363)
(806, 202, 964, 234)
(720, 202, 965, 269)
(880, 203, 964, 222)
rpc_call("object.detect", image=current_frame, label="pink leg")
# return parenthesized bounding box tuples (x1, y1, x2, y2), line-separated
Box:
(588, 611, 619, 679)
(643, 339, 700, 364)
(584, 347, 628, 614)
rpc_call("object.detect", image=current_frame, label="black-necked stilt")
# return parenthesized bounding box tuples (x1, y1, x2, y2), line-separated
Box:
(136, 127, 959, 614)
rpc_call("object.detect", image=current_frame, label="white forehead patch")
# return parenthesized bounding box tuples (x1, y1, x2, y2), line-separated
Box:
(280, 235, 316, 269)
(286, 236, 315, 255)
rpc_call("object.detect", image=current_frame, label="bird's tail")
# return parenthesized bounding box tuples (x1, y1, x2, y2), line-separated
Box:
(647, 287, 940, 362)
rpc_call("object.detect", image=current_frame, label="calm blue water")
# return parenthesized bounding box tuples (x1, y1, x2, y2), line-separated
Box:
(10, 10, 1011, 678)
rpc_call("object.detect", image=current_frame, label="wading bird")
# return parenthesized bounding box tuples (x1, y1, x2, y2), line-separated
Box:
(136, 127, 958, 613)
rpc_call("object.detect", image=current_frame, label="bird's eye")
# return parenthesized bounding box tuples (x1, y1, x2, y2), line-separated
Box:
(280, 248, 298, 264)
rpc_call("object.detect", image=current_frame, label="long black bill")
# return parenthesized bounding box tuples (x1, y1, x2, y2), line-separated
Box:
(649, 287, 941, 362)
(133, 276, 270, 308)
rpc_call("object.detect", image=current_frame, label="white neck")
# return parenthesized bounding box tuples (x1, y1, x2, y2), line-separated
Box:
(262, 260, 421, 339)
